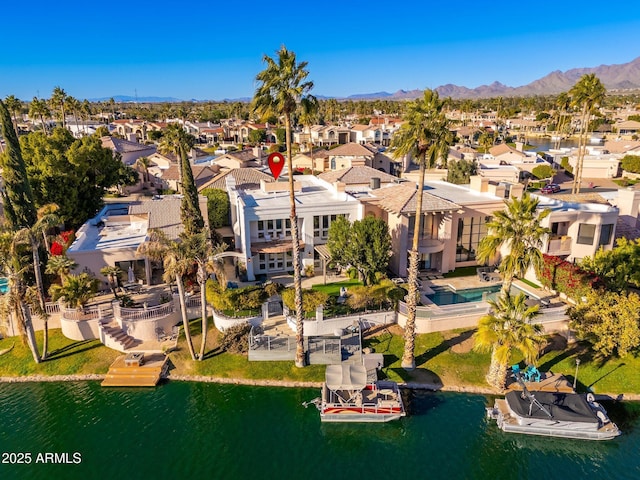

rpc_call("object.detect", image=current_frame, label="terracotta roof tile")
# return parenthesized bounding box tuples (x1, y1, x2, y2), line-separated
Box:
(328, 143, 376, 157)
(370, 184, 460, 215)
(318, 165, 398, 185)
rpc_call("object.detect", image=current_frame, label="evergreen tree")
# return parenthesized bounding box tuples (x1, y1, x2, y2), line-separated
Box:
(0, 99, 37, 230)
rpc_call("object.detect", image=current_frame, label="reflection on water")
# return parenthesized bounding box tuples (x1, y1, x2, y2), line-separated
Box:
(0, 383, 638, 480)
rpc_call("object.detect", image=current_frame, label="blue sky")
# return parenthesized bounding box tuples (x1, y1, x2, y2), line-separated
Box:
(2, 0, 639, 101)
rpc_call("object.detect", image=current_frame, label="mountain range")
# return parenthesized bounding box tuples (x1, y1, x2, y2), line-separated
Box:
(94, 56, 640, 103)
(345, 56, 640, 100)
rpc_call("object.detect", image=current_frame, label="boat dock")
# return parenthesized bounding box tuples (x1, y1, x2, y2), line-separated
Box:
(506, 372, 575, 393)
(101, 353, 169, 387)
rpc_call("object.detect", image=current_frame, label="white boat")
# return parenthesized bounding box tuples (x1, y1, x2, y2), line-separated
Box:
(487, 378, 621, 440)
(305, 364, 406, 423)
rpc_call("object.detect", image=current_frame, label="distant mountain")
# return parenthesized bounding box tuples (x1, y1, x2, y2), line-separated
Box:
(338, 56, 640, 100)
(90, 95, 183, 103)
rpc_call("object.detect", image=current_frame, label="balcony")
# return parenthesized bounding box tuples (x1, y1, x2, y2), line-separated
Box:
(547, 236, 572, 255)
(417, 237, 445, 254)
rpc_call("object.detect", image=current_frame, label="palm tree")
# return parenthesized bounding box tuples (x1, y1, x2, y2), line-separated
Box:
(50, 273, 99, 310)
(477, 193, 551, 294)
(29, 97, 51, 135)
(0, 231, 41, 363)
(50, 86, 67, 129)
(46, 255, 77, 284)
(66, 96, 81, 135)
(158, 123, 192, 189)
(474, 292, 545, 389)
(4, 95, 22, 133)
(252, 45, 316, 367)
(81, 99, 92, 134)
(390, 89, 454, 370)
(569, 74, 606, 194)
(137, 230, 198, 360)
(553, 92, 571, 149)
(136, 156, 152, 186)
(14, 210, 60, 359)
(99, 265, 122, 299)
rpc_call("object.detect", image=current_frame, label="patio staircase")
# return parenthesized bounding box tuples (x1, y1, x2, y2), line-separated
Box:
(99, 322, 140, 351)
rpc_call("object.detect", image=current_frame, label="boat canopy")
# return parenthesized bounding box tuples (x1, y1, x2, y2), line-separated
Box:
(505, 391, 599, 424)
(325, 364, 367, 391)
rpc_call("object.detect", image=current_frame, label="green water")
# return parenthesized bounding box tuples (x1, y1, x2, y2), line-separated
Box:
(1, 382, 639, 480)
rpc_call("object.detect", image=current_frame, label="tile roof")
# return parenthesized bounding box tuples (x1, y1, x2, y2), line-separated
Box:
(603, 140, 640, 154)
(369, 184, 460, 215)
(488, 143, 525, 157)
(329, 143, 377, 157)
(318, 165, 398, 185)
(198, 168, 273, 191)
(101, 136, 156, 154)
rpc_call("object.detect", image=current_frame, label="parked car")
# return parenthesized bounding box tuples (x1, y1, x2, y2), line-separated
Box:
(541, 183, 561, 194)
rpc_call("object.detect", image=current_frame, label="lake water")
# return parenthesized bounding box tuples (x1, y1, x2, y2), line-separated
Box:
(1, 381, 639, 480)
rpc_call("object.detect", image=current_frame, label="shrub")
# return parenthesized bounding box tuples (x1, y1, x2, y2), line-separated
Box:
(621, 155, 640, 174)
(219, 322, 252, 354)
(282, 288, 328, 313)
(537, 254, 603, 300)
(560, 157, 573, 175)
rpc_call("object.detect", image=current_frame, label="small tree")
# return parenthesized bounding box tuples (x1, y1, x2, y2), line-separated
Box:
(49, 273, 99, 310)
(447, 159, 477, 185)
(568, 291, 640, 358)
(621, 155, 640, 174)
(248, 129, 267, 145)
(531, 164, 555, 181)
(327, 216, 391, 285)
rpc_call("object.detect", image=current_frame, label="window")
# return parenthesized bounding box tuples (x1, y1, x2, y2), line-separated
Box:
(313, 214, 345, 239)
(456, 216, 489, 262)
(599, 224, 614, 246)
(257, 218, 291, 239)
(577, 223, 596, 245)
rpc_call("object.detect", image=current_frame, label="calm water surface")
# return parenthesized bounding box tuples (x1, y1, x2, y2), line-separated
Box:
(1, 381, 639, 480)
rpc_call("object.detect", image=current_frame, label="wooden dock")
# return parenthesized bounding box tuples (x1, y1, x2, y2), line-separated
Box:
(101, 353, 168, 387)
(506, 373, 575, 393)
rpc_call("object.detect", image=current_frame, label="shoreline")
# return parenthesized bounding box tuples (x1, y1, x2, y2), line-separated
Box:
(2, 373, 639, 401)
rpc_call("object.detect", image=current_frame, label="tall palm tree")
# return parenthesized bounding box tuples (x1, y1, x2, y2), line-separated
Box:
(137, 230, 198, 360)
(4, 95, 22, 133)
(66, 96, 81, 135)
(0, 231, 41, 363)
(474, 292, 544, 389)
(50, 86, 67, 129)
(29, 97, 51, 135)
(569, 74, 606, 194)
(477, 193, 551, 294)
(14, 210, 60, 359)
(390, 89, 454, 370)
(81, 99, 92, 134)
(553, 92, 571, 150)
(252, 45, 316, 367)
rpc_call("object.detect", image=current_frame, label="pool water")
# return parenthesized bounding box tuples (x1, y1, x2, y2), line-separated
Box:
(427, 285, 502, 305)
(0, 278, 8, 294)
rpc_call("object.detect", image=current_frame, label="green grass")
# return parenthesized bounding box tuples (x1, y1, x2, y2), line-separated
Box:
(363, 329, 640, 394)
(0, 330, 120, 376)
(443, 267, 477, 278)
(613, 178, 639, 187)
(519, 278, 542, 289)
(4, 322, 640, 396)
(311, 279, 362, 296)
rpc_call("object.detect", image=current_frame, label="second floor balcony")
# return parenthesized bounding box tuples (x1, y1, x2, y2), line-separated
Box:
(547, 236, 572, 256)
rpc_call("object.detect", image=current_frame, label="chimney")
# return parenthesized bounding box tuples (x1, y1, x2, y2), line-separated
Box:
(515, 141, 524, 152)
(370, 177, 381, 189)
(469, 175, 489, 193)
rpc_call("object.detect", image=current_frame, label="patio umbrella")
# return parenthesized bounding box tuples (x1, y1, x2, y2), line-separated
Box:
(128, 265, 135, 283)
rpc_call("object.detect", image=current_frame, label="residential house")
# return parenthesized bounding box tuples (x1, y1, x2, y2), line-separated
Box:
(318, 165, 400, 191)
(227, 175, 363, 280)
(213, 149, 262, 170)
(327, 143, 397, 174)
(309, 125, 350, 147)
(67, 195, 209, 289)
(101, 136, 157, 166)
(615, 120, 640, 137)
(291, 149, 331, 172)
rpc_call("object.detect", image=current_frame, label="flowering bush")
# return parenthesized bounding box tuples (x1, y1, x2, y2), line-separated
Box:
(50, 241, 64, 256)
(537, 254, 603, 301)
(59, 230, 75, 247)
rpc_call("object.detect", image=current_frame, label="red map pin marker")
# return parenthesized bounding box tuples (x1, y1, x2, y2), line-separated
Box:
(268, 152, 285, 180)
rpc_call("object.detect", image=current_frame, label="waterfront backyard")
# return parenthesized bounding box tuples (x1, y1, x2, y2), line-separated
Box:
(1, 320, 639, 398)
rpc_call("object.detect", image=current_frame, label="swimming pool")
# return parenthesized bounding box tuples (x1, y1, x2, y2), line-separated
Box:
(427, 284, 502, 306)
(0, 278, 8, 294)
